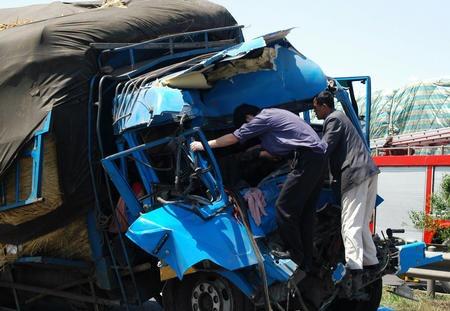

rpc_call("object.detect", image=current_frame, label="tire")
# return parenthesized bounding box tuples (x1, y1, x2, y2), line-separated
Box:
(328, 277, 383, 311)
(162, 272, 253, 311)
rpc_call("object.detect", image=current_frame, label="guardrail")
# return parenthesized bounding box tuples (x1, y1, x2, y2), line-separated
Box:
(405, 246, 450, 297)
(374, 145, 450, 156)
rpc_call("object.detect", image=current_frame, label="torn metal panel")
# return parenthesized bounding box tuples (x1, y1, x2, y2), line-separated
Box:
(114, 30, 326, 132)
(115, 85, 197, 132)
(205, 48, 277, 83)
(126, 204, 258, 279)
(161, 47, 277, 89)
(199, 44, 327, 119)
(162, 71, 212, 90)
(158, 36, 267, 86)
(262, 28, 294, 44)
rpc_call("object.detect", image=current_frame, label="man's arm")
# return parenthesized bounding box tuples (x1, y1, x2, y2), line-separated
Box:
(322, 117, 343, 155)
(190, 133, 238, 151)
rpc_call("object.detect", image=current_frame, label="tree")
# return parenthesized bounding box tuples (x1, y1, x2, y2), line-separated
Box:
(409, 174, 450, 244)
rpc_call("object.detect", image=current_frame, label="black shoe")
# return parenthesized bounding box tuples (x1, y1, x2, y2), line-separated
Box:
(350, 269, 369, 301)
(289, 267, 306, 284)
(300, 263, 311, 274)
(364, 263, 381, 272)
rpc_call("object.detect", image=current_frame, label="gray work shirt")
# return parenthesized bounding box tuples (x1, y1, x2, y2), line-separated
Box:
(233, 108, 327, 156)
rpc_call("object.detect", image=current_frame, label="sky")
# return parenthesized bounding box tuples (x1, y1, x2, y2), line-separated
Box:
(1, 0, 449, 92)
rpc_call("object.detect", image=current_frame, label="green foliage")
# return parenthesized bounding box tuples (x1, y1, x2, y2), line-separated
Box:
(409, 174, 450, 243)
(381, 286, 450, 311)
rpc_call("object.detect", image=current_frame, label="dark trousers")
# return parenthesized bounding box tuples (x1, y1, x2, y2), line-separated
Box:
(275, 148, 326, 269)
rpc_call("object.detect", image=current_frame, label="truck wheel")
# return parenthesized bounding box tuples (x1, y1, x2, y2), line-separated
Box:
(328, 277, 383, 311)
(162, 272, 253, 311)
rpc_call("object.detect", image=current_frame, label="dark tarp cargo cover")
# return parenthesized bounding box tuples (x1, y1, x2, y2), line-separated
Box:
(0, 0, 237, 244)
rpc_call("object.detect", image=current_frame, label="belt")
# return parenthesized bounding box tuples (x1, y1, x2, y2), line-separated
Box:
(288, 147, 313, 159)
(290, 147, 324, 169)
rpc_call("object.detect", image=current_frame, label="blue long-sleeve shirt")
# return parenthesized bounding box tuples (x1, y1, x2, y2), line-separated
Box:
(233, 108, 327, 156)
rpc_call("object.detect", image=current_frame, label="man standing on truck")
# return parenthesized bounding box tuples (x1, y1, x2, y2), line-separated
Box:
(313, 89, 380, 292)
(190, 104, 327, 272)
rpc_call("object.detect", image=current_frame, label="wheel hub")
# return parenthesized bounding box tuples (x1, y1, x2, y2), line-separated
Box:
(191, 278, 232, 311)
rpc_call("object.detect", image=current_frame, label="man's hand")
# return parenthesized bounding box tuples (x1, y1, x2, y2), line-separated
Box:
(259, 150, 281, 161)
(190, 134, 238, 152)
(190, 141, 204, 152)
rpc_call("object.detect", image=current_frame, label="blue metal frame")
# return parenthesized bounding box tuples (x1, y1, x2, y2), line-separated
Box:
(87, 209, 115, 290)
(16, 256, 90, 268)
(334, 81, 370, 150)
(335, 76, 372, 143)
(396, 242, 443, 274)
(0, 111, 52, 212)
(122, 132, 159, 195)
(98, 25, 245, 73)
(102, 128, 225, 223)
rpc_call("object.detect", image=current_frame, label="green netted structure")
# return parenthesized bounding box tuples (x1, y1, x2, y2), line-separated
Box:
(357, 77, 450, 140)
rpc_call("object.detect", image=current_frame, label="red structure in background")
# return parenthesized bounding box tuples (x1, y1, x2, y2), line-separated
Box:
(373, 154, 450, 243)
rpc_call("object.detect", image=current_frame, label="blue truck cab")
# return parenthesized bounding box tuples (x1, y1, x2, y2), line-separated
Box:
(0, 25, 442, 311)
(97, 27, 441, 310)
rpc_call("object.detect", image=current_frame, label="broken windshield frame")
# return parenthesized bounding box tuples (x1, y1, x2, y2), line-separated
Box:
(102, 128, 227, 222)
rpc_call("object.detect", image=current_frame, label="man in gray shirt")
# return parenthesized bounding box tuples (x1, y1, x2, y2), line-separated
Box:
(191, 104, 327, 272)
(314, 90, 380, 293)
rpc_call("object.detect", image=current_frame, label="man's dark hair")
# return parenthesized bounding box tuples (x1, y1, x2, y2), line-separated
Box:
(233, 104, 261, 128)
(314, 90, 335, 109)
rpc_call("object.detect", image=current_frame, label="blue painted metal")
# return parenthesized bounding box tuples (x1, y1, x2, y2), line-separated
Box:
(99, 25, 245, 76)
(199, 36, 266, 66)
(86, 74, 117, 291)
(335, 76, 372, 143)
(111, 36, 269, 133)
(15, 162, 19, 202)
(332, 263, 346, 283)
(0, 180, 4, 206)
(334, 81, 369, 150)
(0, 111, 52, 212)
(102, 129, 226, 224)
(262, 253, 297, 283)
(187, 138, 221, 200)
(129, 49, 135, 68)
(91, 75, 141, 306)
(102, 156, 144, 223)
(303, 110, 311, 123)
(122, 132, 159, 195)
(192, 129, 226, 199)
(116, 139, 128, 178)
(115, 87, 197, 134)
(366, 76, 372, 142)
(87, 209, 113, 290)
(16, 256, 90, 268)
(201, 47, 326, 119)
(113, 41, 327, 134)
(396, 242, 443, 274)
(127, 204, 258, 279)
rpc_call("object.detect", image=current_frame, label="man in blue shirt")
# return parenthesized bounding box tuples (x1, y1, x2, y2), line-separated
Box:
(190, 104, 327, 271)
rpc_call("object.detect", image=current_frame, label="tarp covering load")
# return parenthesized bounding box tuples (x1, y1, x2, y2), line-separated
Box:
(358, 77, 450, 140)
(0, 0, 238, 245)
